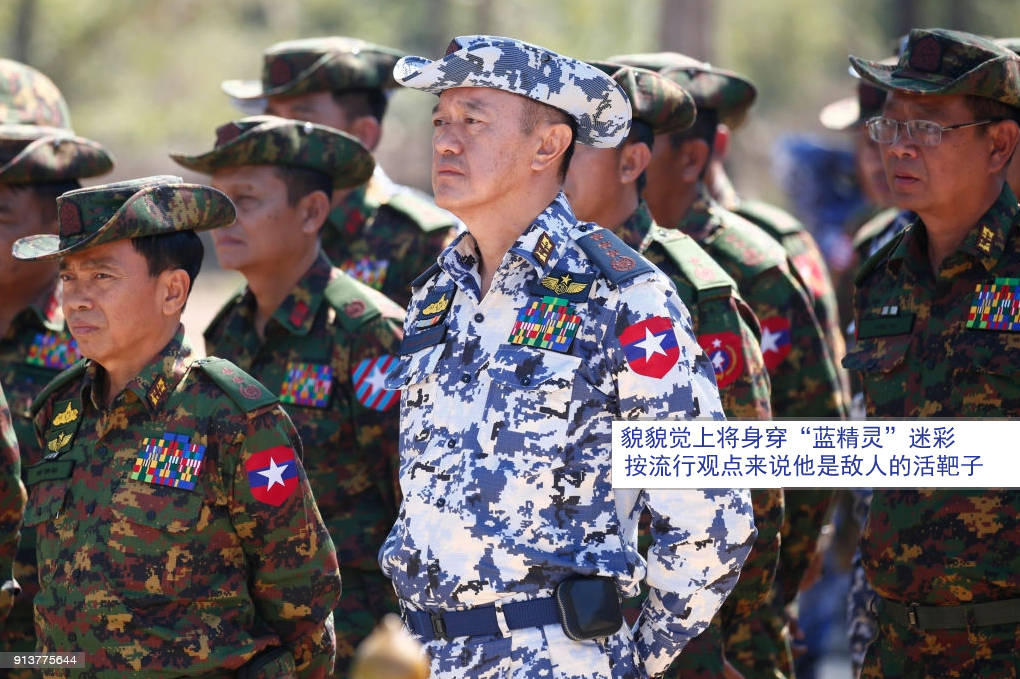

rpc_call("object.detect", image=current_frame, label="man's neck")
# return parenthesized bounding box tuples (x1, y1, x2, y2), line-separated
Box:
(245, 246, 321, 339)
(656, 182, 698, 230)
(460, 184, 560, 298)
(100, 324, 179, 408)
(921, 182, 1003, 271)
(0, 275, 55, 338)
(705, 161, 740, 211)
(605, 189, 640, 232)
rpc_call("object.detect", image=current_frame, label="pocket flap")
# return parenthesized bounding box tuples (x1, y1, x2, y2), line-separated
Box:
(385, 343, 446, 390)
(488, 346, 581, 389)
(842, 335, 911, 374)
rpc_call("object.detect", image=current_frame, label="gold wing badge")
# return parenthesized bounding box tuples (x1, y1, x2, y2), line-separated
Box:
(47, 432, 72, 452)
(422, 293, 450, 316)
(540, 274, 588, 296)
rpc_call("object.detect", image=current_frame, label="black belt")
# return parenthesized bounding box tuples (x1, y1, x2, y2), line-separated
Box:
(881, 597, 1020, 630)
(402, 596, 560, 641)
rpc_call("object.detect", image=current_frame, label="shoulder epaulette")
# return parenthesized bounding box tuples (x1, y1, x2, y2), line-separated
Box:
(577, 227, 653, 287)
(29, 359, 87, 417)
(854, 229, 906, 287)
(708, 208, 788, 278)
(735, 198, 804, 238)
(324, 274, 384, 332)
(655, 229, 735, 302)
(410, 262, 442, 290)
(191, 357, 278, 412)
(380, 190, 458, 233)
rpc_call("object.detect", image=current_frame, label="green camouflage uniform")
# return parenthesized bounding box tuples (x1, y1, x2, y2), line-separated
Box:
(0, 381, 25, 624)
(221, 37, 460, 309)
(205, 253, 405, 674)
(0, 121, 112, 659)
(845, 28, 1020, 679)
(174, 116, 405, 676)
(12, 176, 341, 677)
(0, 59, 71, 128)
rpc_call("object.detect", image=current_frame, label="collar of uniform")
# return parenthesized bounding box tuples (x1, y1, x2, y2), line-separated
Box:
(956, 183, 1017, 271)
(329, 184, 373, 238)
(615, 200, 654, 251)
(506, 192, 575, 276)
(268, 252, 331, 336)
(122, 327, 192, 415)
(678, 184, 717, 239)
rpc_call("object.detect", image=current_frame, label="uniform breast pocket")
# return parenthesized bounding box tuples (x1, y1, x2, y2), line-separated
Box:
(842, 334, 912, 404)
(108, 473, 205, 599)
(389, 344, 447, 430)
(952, 331, 1020, 414)
(482, 347, 583, 474)
(23, 467, 72, 588)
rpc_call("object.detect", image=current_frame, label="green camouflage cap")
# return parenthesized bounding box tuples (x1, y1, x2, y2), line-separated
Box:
(591, 62, 696, 135)
(11, 175, 235, 261)
(850, 28, 1020, 108)
(221, 37, 405, 107)
(0, 59, 71, 129)
(0, 124, 112, 183)
(608, 52, 756, 126)
(820, 81, 889, 130)
(170, 115, 374, 190)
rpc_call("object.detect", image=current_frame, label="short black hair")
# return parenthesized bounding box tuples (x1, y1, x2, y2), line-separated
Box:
(623, 121, 655, 195)
(272, 165, 333, 205)
(331, 88, 389, 123)
(965, 95, 1020, 129)
(520, 97, 578, 181)
(669, 108, 718, 152)
(10, 179, 81, 219)
(130, 230, 204, 298)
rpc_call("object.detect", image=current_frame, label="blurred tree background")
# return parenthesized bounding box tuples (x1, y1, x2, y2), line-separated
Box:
(2, 0, 1018, 350)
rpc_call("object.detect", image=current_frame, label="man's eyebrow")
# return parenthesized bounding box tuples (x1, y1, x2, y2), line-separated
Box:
(433, 98, 492, 116)
(59, 256, 121, 271)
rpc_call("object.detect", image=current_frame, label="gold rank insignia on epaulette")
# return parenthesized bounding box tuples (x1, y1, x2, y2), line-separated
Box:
(51, 401, 79, 427)
(147, 375, 169, 409)
(415, 284, 455, 330)
(423, 293, 450, 315)
(532, 232, 554, 267)
(45, 397, 83, 456)
(977, 225, 995, 254)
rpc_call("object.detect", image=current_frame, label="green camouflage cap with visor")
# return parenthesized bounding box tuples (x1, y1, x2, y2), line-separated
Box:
(0, 124, 112, 183)
(221, 37, 405, 110)
(850, 28, 1020, 108)
(11, 175, 235, 261)
(608, 52, 757, 127)
(996, 37, 1020, 56)
(0, 58, 71, 129)
(170, 115, 374, 189)
(591, 62, 696, 135)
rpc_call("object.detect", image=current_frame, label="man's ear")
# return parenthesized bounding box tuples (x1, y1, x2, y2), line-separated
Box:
(713, 124, 731, 161)
(988, 119, 1020, 175)
(532, 123, 573, 174)
(678, 138, 712, 183)
(298, 190, 333, 236)
(349, 115, 382, 152)
(619, 141, 652, 184)
(159, 268, 191, 316)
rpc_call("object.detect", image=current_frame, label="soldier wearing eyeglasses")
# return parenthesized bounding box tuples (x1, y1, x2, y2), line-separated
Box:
(843, 28, 1020, 679)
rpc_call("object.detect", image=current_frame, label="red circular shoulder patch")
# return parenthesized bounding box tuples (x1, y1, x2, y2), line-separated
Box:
(698, 331, 745, 388)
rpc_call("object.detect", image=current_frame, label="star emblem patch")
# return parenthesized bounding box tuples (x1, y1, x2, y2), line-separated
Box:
(760, 316, 792, 372)
(352, 355, 401, 411)
(245, 446, 299, 506)
(698, 331, 744, 388)
(619, 316, 680, 378)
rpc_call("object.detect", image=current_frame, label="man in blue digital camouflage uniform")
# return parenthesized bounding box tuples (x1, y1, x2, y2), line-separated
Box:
(379, 35, 756, 679)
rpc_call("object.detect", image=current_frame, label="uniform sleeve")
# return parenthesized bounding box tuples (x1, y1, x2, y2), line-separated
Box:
(712, 296, 772, 420)
(605, 280, 756, 678)
(748, 266, 847, 418)
(228, 405, 342, 679)
(0, 383, 25, 623)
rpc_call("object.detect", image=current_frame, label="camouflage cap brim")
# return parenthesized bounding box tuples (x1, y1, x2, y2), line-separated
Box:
(12, 175, 236, 261)
(170, 116, 374, 190)
(221, 79, 269, 103)
(0, 124, 113, 183)
(590, 61, 696, 135)
(393, 35, 631, 148)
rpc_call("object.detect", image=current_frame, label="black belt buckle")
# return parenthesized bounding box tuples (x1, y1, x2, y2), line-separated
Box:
(555, 575, 622, 641)
(430, 610, 448, 641)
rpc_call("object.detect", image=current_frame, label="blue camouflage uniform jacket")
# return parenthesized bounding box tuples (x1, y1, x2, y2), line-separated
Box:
(382, 193, 755, 678)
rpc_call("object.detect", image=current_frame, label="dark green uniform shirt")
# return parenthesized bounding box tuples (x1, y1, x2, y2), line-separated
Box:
(846, 183, 1020, 606)
(323, 176, 459, 309)
(0, 381, 24, 623)
(27, 330, 340, 677)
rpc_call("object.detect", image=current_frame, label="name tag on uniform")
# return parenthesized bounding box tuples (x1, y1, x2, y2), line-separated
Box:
(25, 459, 74, 486)
(857, 313, 914, 339)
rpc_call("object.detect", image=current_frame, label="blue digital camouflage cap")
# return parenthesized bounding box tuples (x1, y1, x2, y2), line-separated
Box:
(393, 35, 631, 148)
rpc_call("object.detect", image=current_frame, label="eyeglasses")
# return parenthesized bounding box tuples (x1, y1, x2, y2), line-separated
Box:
(865, 116, 998, 147)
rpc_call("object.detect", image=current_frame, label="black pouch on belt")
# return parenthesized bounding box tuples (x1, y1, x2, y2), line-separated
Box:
(555, 575, 623, 641)
(237, 646, 297, 679)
